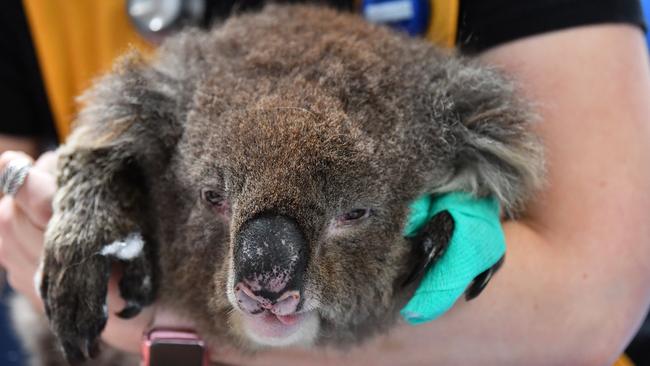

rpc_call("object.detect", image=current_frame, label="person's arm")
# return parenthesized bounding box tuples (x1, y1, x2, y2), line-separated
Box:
(471, 23, 650, 364)
(208, 23, 650, 366)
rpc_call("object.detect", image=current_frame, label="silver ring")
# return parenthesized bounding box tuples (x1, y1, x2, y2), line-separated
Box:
(0, 158, 32, 196)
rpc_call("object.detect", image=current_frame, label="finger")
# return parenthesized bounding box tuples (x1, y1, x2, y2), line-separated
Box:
(0, 235, 38, 287)
(0, 197, 42, 265)
(10, 203, 45, 261)
(34, 150, 58, 175)
(0, 151, 34, 201)
(0, 151, 34, 198)
(5, 259, 43, 312)
(13, 168, 55, 229)
(101, 267, 155, 354)
(0, 196, 45, 313)
(0, 150, 34, 174)
(0, 151, 55, 229)
(0, 200, 35, 269)
(0, 239, 38, 282)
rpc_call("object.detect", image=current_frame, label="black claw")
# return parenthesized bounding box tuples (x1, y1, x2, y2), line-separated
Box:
(116, 302, 142, 319)
(85, 338, 101, 359)
(88, 315, 108, 339)
(465, 255, 505, 301)
(40, 274, 51, 319)
(42, 239, 155, 365)
(402, 211, 455, 287)
(62, 340, 86, 366)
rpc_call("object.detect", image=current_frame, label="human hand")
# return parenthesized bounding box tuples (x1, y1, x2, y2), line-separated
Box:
(0, 150, 56, 309)
(0, 150, 155, 355)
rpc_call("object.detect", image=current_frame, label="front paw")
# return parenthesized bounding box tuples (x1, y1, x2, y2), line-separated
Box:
(40, 250, 111, 364)
(39, 232, 157, 364)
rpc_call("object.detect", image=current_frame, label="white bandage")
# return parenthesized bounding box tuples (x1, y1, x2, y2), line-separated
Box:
(100, 232, 145, 260)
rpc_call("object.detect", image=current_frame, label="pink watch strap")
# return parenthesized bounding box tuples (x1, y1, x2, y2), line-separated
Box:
(141, 310, 209, 366)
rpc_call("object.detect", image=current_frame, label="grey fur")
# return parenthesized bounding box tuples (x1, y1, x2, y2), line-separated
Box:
(16, 4, 543, 365)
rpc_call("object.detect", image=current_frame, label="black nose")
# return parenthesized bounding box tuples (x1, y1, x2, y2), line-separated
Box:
(234, 213, 308, 303)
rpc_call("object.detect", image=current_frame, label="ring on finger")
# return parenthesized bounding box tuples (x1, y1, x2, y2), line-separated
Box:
(0, 158, 33, 197)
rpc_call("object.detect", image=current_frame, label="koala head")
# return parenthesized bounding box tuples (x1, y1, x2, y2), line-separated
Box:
(144, 5, 544, 350)
(178, 91, 433, 347)
(69, 4, 543, 353)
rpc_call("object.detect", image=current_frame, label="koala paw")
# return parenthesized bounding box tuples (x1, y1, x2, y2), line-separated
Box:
(39, 232, 157, 364)
(39, 252, 110, 364)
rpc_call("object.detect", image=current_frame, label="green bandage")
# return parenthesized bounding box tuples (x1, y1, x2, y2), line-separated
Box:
(400, 192, 505, 324)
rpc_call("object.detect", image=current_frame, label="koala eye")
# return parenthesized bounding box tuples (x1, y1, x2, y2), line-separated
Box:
(337, 208, 370, 224)
(201, 188, 231, 218)
(202, 189, 225, 205)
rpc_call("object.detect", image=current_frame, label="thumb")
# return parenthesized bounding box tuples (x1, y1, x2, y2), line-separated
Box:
(101, 267, 155, 355)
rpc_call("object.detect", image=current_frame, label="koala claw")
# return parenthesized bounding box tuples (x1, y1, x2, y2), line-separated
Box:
(116, 302, 142, 319)
(60, 340, 85, 365)
(402, 210, 455, 287)
(40, 253, 111, 363)
(61, 338, 100, 365)
(464, 255, 505, 301)
(116, 249, 157, 319)
(40, 232, 157, 362)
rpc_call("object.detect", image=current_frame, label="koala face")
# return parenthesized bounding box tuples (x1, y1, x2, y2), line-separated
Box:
(171, 93, 425, 348)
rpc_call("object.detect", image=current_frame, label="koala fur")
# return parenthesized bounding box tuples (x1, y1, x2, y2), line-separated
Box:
(18, 4, 543, 365)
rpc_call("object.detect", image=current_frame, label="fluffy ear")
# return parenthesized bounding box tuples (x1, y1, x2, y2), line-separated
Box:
(67, 29, 208, 165)
(433, 61, 545, 216)
(68, 54, 186, 170)
(50, 33, 207, 254)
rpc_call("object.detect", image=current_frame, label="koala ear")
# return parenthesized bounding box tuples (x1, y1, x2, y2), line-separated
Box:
(69, 30, 207, 167)
(434, 61, 545, 216)
(69, 51, 186, 168)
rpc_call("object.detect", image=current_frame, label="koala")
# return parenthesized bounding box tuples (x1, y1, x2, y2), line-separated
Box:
(21, 4, 544, 365)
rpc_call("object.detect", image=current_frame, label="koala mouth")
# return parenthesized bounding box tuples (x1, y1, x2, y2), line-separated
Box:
(229, 281, 321, 346)
(240, 309, 319, 347)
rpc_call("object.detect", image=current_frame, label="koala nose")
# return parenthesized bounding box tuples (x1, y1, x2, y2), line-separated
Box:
(234, 282, 301, 315)
(233, 213, 308, 313)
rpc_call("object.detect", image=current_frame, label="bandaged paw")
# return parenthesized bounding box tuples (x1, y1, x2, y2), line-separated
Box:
(401, 192, 506, 324)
